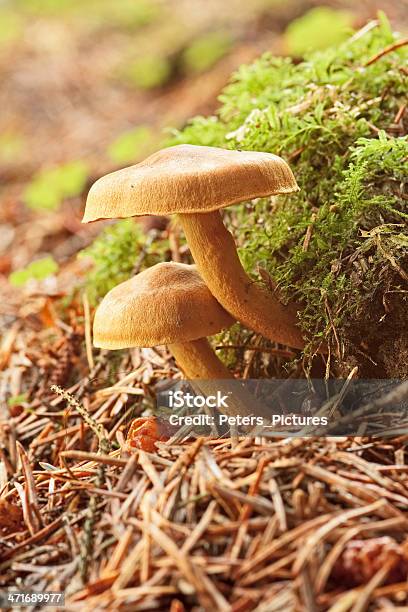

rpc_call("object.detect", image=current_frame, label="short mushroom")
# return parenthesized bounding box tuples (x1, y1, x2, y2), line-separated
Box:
(93, 261, 235, 380)
(93, 261, 258, 417)
(83, 144, 306, 349)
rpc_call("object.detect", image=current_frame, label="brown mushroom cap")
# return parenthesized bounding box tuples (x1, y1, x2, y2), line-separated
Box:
(93, 262, 234, 349)
(83, 144, 299, 222)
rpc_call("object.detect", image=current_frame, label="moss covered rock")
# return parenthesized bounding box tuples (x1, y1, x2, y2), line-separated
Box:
(170, 15, 407, 376)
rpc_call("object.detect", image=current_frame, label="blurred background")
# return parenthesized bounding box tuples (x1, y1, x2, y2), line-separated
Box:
(1, 0, 407, 306)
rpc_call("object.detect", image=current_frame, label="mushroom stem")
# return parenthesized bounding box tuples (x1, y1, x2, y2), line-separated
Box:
(168, 338, 233, 380)
(179, 210, 306, 349)
(169, 339, 267, 418)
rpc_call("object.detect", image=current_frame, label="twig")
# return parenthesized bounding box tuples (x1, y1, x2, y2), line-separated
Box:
(132, 230, 160, 275)
(79, 463, 104, 583)
(375, 235, 408, 282)
(51, 385, 110, 584)
(16, 442, 42, 534)
(215, 345, 295, 358)
(60, 450, 126, 467)
(302, 212, 317, 252)
(394, 103, 406, 123)
(364, 38, 408, 66)
(51, 386, 111, 454)
(83, 292, 95, 371)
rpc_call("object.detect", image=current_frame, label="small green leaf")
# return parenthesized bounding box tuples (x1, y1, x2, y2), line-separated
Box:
(8, 269, 31, 287)
(284, 7, 353, 56)
(23, 178, 60, 211)
(20, 0, 73, 15)
(0, 10, 23, 47)
(391, 234, 408, 248)
(9, 256, 59, 287)
(107, 126, 153, 164)
(95, 0, 160, 28)
(29, 256, 59, 279)
(121, 56, 172, 90)
(51, 161, 89, 198)
(8, 393, 28, 407)
(182, 31, 233, 74)
(0, 130, 24, 162)
(23, 161, 89, 211)
(20, 0, 160, 27)
(377, 10, 394, 42)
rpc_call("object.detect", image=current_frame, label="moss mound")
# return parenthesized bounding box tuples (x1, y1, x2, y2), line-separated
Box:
(169, 15, 407, 376)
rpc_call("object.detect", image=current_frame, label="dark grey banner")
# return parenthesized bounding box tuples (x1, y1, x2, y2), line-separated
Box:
(154, 379, 408, 438)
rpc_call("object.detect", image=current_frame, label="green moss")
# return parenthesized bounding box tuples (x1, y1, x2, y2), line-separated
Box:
(0, 9, 23, 47)
(80, 220, 170, 304)
(80, 16, 407, 371)
(170, 16, 407, 360)
(9, 256, 59, 287)
(284, 7, 353, 56)
(90, 0, 160, 29)
(120, 55, 172, 90)
(0, 130, 24, 162)
(107, 126, 156, 164)
(7, 393, 28, 407)
(18, 0, 160, 28)
(24, 161, 88, 211)
(182, 31, 233, 74)
(18, 0, 78, 15)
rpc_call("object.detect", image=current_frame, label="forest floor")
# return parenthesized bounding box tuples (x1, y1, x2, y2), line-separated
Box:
(1, 1, 408, 610)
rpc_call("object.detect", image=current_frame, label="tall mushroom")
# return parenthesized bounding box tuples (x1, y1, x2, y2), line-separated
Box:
(83, 144, 306, 349)
(93, 261, 258, 417)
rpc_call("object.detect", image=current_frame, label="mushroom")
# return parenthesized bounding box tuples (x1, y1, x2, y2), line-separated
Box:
(83, 144, 306, 349)
(93, 261, 235, 380)
(93, 261, 258, 417)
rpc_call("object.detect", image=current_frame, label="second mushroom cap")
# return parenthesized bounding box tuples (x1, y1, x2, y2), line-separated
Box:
(93, 261, 234, 349)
